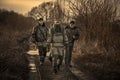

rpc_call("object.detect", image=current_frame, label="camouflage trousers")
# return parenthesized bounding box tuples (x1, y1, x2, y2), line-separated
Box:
(65, 43, 74, 66)
(51, 47, 64, 71)
(37, 42, 47, 63)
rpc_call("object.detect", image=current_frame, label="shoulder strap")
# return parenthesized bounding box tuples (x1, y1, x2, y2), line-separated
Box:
(51, 26, 65, 43)
(62, 28, 65, 44)
(51, 27, 54, 43)
(38, 26, 47, 40)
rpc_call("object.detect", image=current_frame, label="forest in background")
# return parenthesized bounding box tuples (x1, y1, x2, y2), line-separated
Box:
(71, 0, 120, 80)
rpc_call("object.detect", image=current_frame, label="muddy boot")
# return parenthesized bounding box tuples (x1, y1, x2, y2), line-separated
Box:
(54, 68, 57, 74)
(54, 66, 58, 74)
(69, 64, 72, 68)
(40, 61, 43, 65)
(40, 56, 44, 65)
(57, 56, 63, 71)
(48, 56, 52, 63)
(57, 64, 60, 71)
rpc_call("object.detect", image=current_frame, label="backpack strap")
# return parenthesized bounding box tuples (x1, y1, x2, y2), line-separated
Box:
(51, 26, 65, 44)
(62, 28, 65, 45)
(51, 27, 54, 43)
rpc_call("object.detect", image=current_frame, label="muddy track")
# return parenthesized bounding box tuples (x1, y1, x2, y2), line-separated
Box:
(27, 50, 96, 80)
(27, 54, 42, 80)
(34, 56, 82, 80)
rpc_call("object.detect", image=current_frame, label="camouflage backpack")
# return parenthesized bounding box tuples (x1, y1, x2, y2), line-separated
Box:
(51, 24, 65, 44)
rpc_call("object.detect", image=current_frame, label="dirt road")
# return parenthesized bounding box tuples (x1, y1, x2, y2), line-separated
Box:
(27, 50, 96, 80)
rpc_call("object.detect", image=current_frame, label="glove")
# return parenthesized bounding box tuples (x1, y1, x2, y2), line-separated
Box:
(73, 35, 79, 40)
(32, 39, 36, 44)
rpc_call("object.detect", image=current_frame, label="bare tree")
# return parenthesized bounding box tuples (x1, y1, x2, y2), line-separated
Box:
(66, 0, 120, 62)
(28, 1, 53, 21)
(28, 1, 66, 22)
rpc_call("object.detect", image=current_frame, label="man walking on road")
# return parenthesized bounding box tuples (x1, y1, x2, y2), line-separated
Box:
(65, 20, 80, 67)
(32, 18, 48, 65)
(47, 20, 68, 74)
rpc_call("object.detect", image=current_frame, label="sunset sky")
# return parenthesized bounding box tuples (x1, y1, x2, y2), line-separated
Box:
(0, 0, 52, 14)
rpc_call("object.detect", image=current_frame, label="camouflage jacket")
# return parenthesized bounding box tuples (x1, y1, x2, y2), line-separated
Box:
(65, 26, 80, 43)
(32, 23, 48, 42)
(47, 26, 68, 47)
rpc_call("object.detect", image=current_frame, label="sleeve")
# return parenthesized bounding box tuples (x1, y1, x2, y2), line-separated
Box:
(32, 26, 36, 39)
(64, 30, 68, 43)
(74, 27, 80, 40)
(47, 28, 52, 43)
(45, 25, 49, 38)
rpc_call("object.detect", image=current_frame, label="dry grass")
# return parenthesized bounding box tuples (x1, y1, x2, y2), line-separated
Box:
(68, 0, 120, 80)
(0, 9, 36, 80)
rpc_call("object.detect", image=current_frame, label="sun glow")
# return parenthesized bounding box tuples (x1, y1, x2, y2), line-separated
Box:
(0, 0, 52, 14)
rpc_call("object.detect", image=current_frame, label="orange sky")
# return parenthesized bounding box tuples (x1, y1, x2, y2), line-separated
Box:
(0, 0, 52, 14)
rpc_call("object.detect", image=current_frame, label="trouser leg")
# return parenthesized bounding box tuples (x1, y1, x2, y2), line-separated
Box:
(43, 47, 47, 57)
(58, 55, 63, 66)
(65, 46, 69, 65)
(38, 46, 47, 63)
(53, 55, 58, 73)
(65, 43, 74, 66)
(57, 55, 63, 71)
(52, 47, 64, 73)
(69, 45, 74, 65)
